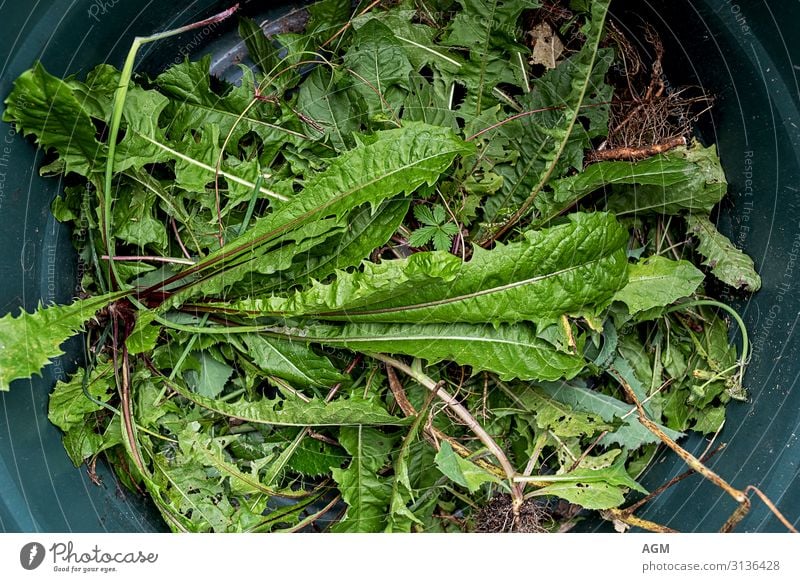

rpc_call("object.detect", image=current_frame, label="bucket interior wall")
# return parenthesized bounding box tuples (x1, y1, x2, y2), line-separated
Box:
(0, 0, 797, 532)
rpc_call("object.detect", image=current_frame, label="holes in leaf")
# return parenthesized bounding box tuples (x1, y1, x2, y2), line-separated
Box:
(419, 65, 435, 83)
(237, 130, 264, 160)
(258, 380, 279, 400)
(450, 81, 467, 110)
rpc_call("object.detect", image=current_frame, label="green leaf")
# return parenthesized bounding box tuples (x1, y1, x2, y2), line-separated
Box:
(614, 256, 705, 314)
(531, 481, 626, 509)
(343, 19, 413, 119)
(232, 334, 346, 388)
(407, 225, 438, 248)
(126, 310, 161, 355)
(300, 321, 586, 381)
(690, 405, 726, 434)
(112, 182, 169, 250)
(3, 62, 105, 176)
(110, 83, 290, 208)
(48, 362, 114, 432)
(167, 380, 404, 427)
(434, 441, 503, 493)
(529, 461, 647, 510)
(155, 56, 300, 155)
(537, 381, 684, 449)
(296, 67, 364, 151)
(478, 0, 613, 231)
(332, 426, 396, 532)
(407, 215, 458, 251)
(238, 212, 628, 326)
(386, 394, 434, 532)
(609, 355, 651, 414)
(605, 144, 727, 215)
(414, 204, 438, 226)
(305, 0, 352, 40)
(183, 351, 234, 398)
(63, 417, 121, 467)
(238, 17, 279, 74)
(501, 385, 613, 438)
(281, 199, 410, 290)
(401, 73, 459, 129)
(162, 122, 472, 308)
(686, 214, 761, 292)
(443, 0, 532, 117)
(287, 438, 345, 477)
(431, 225, 457, 252)
(0, 293, 120, 391)
(353, 9, 462, 73)
(536, 144, 730, 225)
(168, 216, 346, 306)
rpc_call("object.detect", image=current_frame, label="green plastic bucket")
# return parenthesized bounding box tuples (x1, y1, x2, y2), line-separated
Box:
(1, 0, 797, 532)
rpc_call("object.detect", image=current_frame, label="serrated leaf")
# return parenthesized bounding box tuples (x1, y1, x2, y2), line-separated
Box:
(63, 417, 121, 467)
(161, 122, 472, 308)
(296, 67, 364, 151)
(168, 216, 346, 306)
(686, 214, 761, 292)
(536, 144, 730, 225)
(402, 73, 459, 129)
(431, 227, 454, 252)
(443, 0, 532, 117)
(605, 144, 727, 215)
(232, 334, 346, 388)
(529, 457, 647, 510)
(239, 16, 279, 74)
(609, 355, 653, 415)
(301, 321, 585, 381)
(332, 426, 396, 532)
(353, 9, 462, 73)
(155, 56, 301, 155)
(478, 0, 613, 232)
(614, 256, 704, 314)
(48, 362, 114, 432)
(287, 438, 345, 477)
(537, 381, 683, 449)
(112, 182, 169, 250)
(407, 225, 438, 248)
(233, 212, 628, 326)
(3, 62, 105, 176)
(434, 441, 503, 493)
(280, 199, 409, 290)
(113, 82, 288, 201)
(167, 380, 404, 427)
(413, 204, 437, 226)
(0, 293, 119, 391)
(386, 393, 434, 532)
(501, 385, 613, 438)
(343, 19, 413, 118)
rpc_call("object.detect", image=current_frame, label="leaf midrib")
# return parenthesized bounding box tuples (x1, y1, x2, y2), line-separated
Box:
(317, 257, 608, 318)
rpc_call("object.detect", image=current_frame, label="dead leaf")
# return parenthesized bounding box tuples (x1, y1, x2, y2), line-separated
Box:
(530, 22, 565, 69)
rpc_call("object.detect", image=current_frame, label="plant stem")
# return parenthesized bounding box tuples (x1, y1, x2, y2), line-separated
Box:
(368, 353, 523, 509)
(102, 4, 240, 287)
(479, 0, 611, 246)
(101, 255, 195, 265)
(665, 299, 750, 384)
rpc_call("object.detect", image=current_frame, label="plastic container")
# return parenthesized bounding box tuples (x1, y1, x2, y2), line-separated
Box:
(1, 0, 798, 532)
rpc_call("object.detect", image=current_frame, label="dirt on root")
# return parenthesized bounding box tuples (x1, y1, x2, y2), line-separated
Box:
(474, 495, 550, 533)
